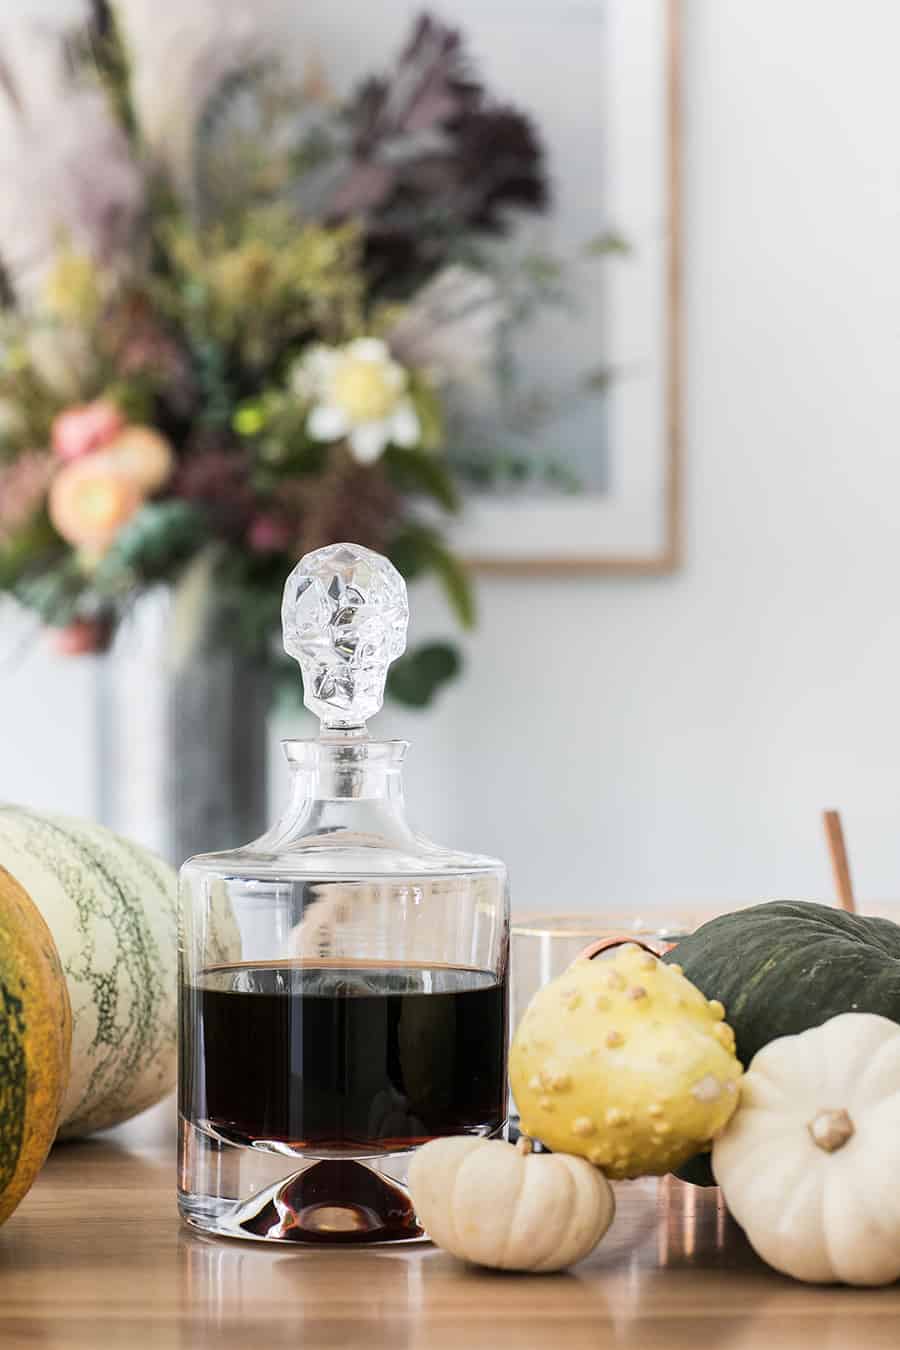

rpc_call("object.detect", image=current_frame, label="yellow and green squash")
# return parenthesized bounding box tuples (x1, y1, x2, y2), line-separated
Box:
(0, 867, 71, 1225)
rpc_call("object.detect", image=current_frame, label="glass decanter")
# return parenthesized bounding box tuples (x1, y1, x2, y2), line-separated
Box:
(178, 543, 509, 1244)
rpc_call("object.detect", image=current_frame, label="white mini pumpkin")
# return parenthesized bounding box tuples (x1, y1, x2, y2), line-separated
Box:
(713, 1012, 900, 1285)
(408, 1135, 615, 1272)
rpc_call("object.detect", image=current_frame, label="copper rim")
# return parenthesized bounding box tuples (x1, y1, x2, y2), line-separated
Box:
(579, 935, 675, 961)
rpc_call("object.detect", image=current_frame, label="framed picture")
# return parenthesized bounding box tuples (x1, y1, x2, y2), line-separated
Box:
(300, 0, 681, 572)
(455, 0, 681, 573)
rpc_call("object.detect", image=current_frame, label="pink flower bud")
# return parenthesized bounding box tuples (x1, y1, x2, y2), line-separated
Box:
(247, 514, 293, 554)
(52, 616, 113, 656)
(51, 400, 125, 461)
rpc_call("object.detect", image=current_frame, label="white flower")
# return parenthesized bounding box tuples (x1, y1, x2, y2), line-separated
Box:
(293, 338, 421, 465)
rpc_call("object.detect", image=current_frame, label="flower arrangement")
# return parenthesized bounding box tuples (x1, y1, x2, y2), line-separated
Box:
(0, 4, 548, 704)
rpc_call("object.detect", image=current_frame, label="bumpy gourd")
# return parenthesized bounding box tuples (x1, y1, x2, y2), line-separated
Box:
(713, 1013, 900, 1285)
(408, 1135, 615, 1272)
(510, 944, 743, 1179)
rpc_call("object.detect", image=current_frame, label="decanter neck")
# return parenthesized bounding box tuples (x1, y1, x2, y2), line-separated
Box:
(253, 738, 414, 853)
(283, 738, 409, 804)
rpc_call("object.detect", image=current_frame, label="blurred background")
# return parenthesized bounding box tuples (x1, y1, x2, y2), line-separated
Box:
(2, 0, 899, 914)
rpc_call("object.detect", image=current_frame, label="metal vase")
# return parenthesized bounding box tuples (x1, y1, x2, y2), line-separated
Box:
(96, 588, 271, 866)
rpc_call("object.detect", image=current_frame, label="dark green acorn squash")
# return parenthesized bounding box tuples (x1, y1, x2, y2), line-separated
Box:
(662, 900, 900, 1185)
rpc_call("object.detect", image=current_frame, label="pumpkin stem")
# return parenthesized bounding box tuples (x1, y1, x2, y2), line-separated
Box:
(515, 1135, 533, 1157)
(807, 1108, 855, 1153)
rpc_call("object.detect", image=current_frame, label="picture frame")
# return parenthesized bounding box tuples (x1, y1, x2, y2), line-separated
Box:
(449, 0, 682, 573)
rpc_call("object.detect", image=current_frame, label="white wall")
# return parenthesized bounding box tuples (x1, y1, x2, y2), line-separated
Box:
(3, 0, 900, 911)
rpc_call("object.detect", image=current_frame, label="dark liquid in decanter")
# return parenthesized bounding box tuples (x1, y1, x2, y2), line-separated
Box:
(180, 962, 508, 1153)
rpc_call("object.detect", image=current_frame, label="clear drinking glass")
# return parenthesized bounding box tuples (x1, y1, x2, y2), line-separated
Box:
(504, 914, 695, 1137)
(178, 545, 509, 1245)
(510, 913, 693, 1066)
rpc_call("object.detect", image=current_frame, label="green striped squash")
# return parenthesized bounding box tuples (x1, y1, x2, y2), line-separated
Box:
(0, 806, 177, 1139)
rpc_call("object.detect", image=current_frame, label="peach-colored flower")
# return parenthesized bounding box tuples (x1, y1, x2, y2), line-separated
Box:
(103, 425, 175, 494)
(51, 399, 125, 461)
(48, 457, 142, 550)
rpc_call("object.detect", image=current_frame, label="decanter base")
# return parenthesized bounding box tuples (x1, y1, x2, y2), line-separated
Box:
(179, 1120, 427, 1245)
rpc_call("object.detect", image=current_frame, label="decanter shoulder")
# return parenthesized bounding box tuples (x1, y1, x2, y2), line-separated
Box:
(179, 835, 506, 883)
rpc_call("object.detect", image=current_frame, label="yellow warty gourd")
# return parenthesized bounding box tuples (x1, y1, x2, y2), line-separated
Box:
(510, 944, 743, 1179)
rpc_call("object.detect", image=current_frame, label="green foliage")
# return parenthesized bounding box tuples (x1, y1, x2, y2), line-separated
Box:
(0, 517, 59, 590)
(73, 1, 138, 142)
(13, 557, 86, 628)
(156, 211, 365, 370)
(192, 63, 281, 225)
(583, 230, 632, 258)
(191, 62, 346, 231)
(447, 444, 580, 495)
(581, 367, 614, 393)
(407, 373, 445, 452)
(383, 447, 458, 512)
(190, 337, 232, 430)
(520, 252, 567, 296)
(387, 642, 462, 708)
(389, 525, 475, 630)
(232, 390, 326, 484)
(92, 502, 209, 593)
(0, 330, 72, 451)
(212, 551, 286, 657)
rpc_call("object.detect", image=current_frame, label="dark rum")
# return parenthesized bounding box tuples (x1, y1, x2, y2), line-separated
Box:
(180, 961, 508, 1154)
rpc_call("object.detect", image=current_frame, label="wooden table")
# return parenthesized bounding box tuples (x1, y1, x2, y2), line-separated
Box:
(2, 1139, 899, 1349)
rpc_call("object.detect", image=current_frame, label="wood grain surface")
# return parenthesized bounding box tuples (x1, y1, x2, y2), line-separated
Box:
(2, 1137, 900, 1349)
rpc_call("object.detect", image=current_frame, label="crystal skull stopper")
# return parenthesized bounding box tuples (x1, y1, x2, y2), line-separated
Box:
(282, 542, 409, 732)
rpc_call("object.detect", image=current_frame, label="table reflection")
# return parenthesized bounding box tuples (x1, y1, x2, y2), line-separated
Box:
(176, 1226, 615, 1350)
(179, 1231, 433, 1348)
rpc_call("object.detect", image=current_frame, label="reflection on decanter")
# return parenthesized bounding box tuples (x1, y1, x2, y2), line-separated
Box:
(286, 879, 496, 969)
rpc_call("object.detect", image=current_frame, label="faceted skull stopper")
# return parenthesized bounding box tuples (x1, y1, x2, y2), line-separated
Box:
(282, 542, 409, 733)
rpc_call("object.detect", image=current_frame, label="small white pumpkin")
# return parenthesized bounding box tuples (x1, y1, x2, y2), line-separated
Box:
(408, 1135, 615, 1272)
(713, 1012, 900, 1285)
